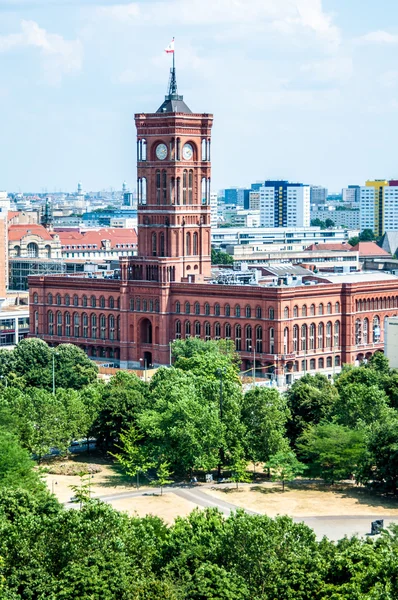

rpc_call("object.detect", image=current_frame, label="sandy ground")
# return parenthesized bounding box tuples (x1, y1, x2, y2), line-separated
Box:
(110, 494, 201, 524)
(203, 482, 398, 517)
(43, 459, 149, 504)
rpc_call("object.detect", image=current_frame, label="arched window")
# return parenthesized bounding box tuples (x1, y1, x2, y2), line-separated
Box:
(143, 300, 147, 312)
(256, 306, 262, 319)
(246, 305, 252, 318)
(310, 304, 315, 316)
(48, 293, 53, 305)
(100, 296, 105, 309)
(301, 360, 307, 373)
(188, 170, 193, 204)
(183, 169, 187, 205)
(159, 232, 165, 257)
(56, 294, 61, 306)
(327, 302, 332, 315)
(109, 296, 114, 309)
(269, 307, 275, 320)
(310, 359, 316, 370)
(355, 319, 362, 345)
(48, 311, 54, 335)
(156, 169, 161, 205)
(363, 318, 369, 344)
(256, 326, 262, 353)
(318, 357, 324, 369)
(293, 325, 298, 352)
(301, 324, 307, 351)
(302, 305, 307, 317)
(326, 322, 332, 348)
(14, 245, 21, 257)
(175, 320, 181, 339)
(136, 298, 141, 311)
(57, 311, 62, 336)
(195, 302, 200, 315)
(327, 356, 332, 368)
(185, 302, 191, 315)
(215, 303, 220, 316)
(65, 312, 71, 337)
(155, 300, 160, 313)
(109, 315, 115, 340)
(193, 232, 198, 255)
(83, 295, 87, 308)
(335, 302, 340, 313)
(27, 242, 38, 258)
(235, 305, 241, 318)
(162, 170, 167, 204)
(335, 355, 341, 367)
(215, 322, 221, 340)
(225, 323, 231, 339)
(72, 295, 78, 307)
(175, 301, 181, 314)
(225, 304, 231, 317)
(334, 321, 340, 347)
(245, 325, 252, 351)
(293, 306, 298, 318)
(185, 320, 191, 338)
(91, 296, 96, 308)
(65, 294, 70, 306)
(205, 322, 211, 341)
(83, 313, 88, 338)
(318, 322, 324, 349)
(269, 327, 275, 354)
(149, 299, 153, 313)
(284, 307, 289, 319)
(33, 292, 38, 304)
(309, 323, 315, 350)
(195, 321, 201, 338)
(91, 314, 97, 339)
(283, 327, 289, 354)
(235, 324, 242, 351)
(186, 232, 191, 255)
(319, 303, 324, 315)
(373, 316, 381, 342)
(205, 303, 210, 316)
(100, 314, 106, 339)
(74, 313, 80, 337)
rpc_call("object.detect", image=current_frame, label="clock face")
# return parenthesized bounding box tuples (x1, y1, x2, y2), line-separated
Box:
(156, 143, 168, 160)
(182, 143, 193, 161)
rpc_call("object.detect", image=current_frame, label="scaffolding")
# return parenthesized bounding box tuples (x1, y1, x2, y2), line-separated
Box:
(9, 259, 66, 291)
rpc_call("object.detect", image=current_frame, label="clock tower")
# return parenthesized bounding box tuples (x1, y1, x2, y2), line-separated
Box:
(128, 65, 213, 284)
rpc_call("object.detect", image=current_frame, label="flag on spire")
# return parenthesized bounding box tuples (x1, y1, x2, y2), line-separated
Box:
(165, 38, 175, 54)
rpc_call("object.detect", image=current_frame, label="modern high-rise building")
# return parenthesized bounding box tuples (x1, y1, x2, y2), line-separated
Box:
(342, 185, 360, 205)
(310, 185, 328, 205)
(259, 181, 310, 228)
(360, 180, 390, 236)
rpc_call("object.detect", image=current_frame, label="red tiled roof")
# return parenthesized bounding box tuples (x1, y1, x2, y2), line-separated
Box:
(7, 211, 20, 222)
(55, 228, 137, 249)
(305, 242, 353, 252)
(8, 224, 54, 242)
(350, 242, 390, 257)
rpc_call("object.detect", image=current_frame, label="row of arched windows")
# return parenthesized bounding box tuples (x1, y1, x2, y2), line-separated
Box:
(129, 298, 160, 313)
(174, 302, 267, 319)
(294, 356, 340, 371)
(288, 302, 340, 319)
(48, 311, 120, 341)
(356, 297, 398, 311)
(175, 321, 266, 352)
(289, 322, 340, 352)
(45, 294, 120, 309)
(355, 316, 382, 345)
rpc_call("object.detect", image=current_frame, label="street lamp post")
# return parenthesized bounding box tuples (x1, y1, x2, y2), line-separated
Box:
(216, 367, 226, 479)
(140, 358, 147, 383)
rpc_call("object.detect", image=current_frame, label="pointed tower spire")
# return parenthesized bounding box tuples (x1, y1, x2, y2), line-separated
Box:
(156, 38, 192, 114)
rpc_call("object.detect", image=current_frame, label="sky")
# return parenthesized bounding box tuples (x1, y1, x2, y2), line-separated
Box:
(1, 0, 398, 194)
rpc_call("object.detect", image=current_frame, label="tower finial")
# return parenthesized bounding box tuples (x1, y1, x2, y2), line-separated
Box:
(164, 37, 177, 97)
(157, 38, 192, 113)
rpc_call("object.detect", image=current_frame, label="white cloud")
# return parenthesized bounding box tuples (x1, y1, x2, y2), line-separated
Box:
(379, 70, 398, 88)
(357, 30, 398, 44)
(0, 20, 83, 82)
(99, 0, 340, 45)
(300, 56, 353, 83)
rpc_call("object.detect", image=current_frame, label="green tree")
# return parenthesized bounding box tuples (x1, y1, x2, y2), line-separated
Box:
(0, 429, 45, 492)
(69, 472, 92, 508)
(357, 415, 398, 493)
(298, 422, 366, 484)
(13, 338, 52, 388)
(211, 248, 234, 265)
(152, 460, 173, 495)
(53, 344, 98, 390)
(311, 218, 326, 229)
(286, 374, 338, 445)
(265, 450, 306, 491)
(325, 218, 335, 228)
(368, 351, 390, 375)
(230, 447, 251, 489)
(333, 383, 390, 428)
(242, 387, 290, 471)
(112, 426, 152, 488)
(348, 235, 360, 246)
(360, 228, 376, 241)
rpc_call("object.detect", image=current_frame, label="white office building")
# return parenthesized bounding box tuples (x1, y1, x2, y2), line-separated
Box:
(259, 182, 310, 228)
(360, 187, 376, 232)
(383, 187, 398, 232)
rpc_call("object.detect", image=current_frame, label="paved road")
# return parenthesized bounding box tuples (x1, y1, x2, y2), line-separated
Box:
(65, 484, 398, 541)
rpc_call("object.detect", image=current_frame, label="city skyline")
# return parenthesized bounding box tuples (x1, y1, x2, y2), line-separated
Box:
(1, 0, 398, 191)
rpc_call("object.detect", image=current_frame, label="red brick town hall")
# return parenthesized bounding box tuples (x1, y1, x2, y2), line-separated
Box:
(29, 68, 398, 385)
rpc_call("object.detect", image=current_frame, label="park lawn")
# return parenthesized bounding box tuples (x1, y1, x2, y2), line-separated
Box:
(202, 481, 398, 517)
(110, 493, 201, 523)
